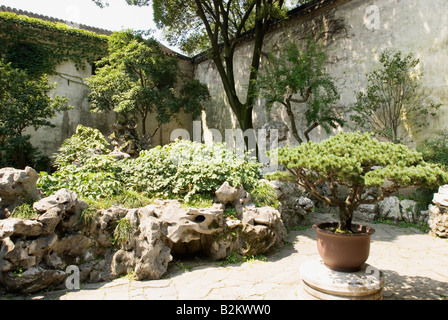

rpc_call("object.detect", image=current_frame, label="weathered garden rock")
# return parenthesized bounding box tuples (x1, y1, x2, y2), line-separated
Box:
(429, 185, 448, 238)
(261, 120, 289, 142)
(0, 177, 288, 293)
(158, 203, 224, 244)
(353, 204, 379, 222)
(0, 167, 41, 218)
(378, 196, 401, 221)
(1, 267, 66, 294)
(0, 218, 43, 238)
(215, 181, 241, 204)
(111, 212, 172, 280)
(264, 179, 314, 229)
(207, 206, 287, 260)
(400, 199, 418, 223)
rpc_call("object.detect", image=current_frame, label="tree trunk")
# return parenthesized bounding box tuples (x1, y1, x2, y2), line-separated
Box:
(337, 205, 353, 232)
(238, 106, 258, 158)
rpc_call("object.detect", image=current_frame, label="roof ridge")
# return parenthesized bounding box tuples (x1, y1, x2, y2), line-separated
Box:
(0, 5, 113, 35)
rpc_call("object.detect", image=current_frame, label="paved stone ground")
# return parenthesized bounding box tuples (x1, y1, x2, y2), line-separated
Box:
(3, 212, 448, 300)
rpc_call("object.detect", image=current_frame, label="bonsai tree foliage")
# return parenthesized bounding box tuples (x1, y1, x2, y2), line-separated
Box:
(350, 50, 440, 143)
(86, 30, 210, 143)
(256, 37, 343, 143)
(273, 132, 448, 232)
(0, 59, 70, 169)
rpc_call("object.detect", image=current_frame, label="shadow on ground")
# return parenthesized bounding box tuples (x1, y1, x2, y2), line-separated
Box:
(382, 269, 448, 300)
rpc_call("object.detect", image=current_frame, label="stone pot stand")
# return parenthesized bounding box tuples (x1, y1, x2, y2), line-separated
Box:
(299, 222, 384, 300)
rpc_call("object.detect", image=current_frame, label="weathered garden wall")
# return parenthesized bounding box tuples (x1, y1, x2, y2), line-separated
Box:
(194, 0, 448, 147)
(25, 60, 116, 157)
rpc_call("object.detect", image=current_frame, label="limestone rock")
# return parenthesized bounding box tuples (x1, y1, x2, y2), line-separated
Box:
(0, 167, 41, 218)
(264, 179, 313, 229)
(429, 204, 448, 238)
(429, 185, 448, 238)
(215, 181, 239, 204)
(110, 210, 172, 280)
(1, 266, 66, 294)
(400, 199, 418, 223)
(378, 196, 401, 221)
(208, 206, 286, 260)
(0, 218, 43, 238)
(354, 204, 378, 222)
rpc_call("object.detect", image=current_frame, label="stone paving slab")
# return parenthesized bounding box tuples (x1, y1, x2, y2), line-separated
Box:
(3, 212, 448, 300)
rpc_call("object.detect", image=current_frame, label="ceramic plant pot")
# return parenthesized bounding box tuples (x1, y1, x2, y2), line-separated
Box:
(313, 222, 375, 272)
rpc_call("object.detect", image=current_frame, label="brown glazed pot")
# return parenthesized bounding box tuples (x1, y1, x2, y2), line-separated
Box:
(313, 222, 375, 272)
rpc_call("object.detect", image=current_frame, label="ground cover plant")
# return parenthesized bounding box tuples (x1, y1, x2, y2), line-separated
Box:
(38, 126, 263, 206)
(273, 131, 448, 232)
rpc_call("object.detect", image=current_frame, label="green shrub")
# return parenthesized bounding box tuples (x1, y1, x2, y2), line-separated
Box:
(38, 155, 124, 199)
(53, 124, 110, 168)
(39, 130, 262, 204)
(250, 181, 279, 209)
(123, 139, 262, 200)
(417, 131, 448, 169)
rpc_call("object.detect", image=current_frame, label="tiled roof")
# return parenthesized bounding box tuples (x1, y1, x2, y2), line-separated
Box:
(0, 5, 113, 36)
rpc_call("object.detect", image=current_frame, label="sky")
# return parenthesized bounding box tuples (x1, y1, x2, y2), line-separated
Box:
(0, 0, 175, 49)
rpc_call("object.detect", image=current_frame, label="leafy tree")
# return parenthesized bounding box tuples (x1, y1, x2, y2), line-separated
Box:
(350, 50, 440, 143)
(92, 0, 313, 152)
(273, 132, 448, 232)
(0, 60, 70, 169)
(86, 30, 210, 141)
(256, 37, 343, 143)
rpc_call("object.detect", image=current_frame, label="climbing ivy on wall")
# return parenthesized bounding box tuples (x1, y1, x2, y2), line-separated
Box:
(0, 12, 109, 76)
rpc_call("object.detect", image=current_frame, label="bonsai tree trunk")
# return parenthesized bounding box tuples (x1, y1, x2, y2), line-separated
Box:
(337, 205, 353, 232)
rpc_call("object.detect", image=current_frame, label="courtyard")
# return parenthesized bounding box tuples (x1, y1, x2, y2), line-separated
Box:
(6, 211, 446, 301)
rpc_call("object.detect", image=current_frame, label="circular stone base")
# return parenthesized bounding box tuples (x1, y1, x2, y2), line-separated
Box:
(299, 259, 384, 300)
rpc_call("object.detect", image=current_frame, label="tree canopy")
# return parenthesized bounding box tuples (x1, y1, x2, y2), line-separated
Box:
(256, 37, 343, 143)
(86, 30, 210, 140)
(0, 59, 70, 168)
(350, 50, 440, 143)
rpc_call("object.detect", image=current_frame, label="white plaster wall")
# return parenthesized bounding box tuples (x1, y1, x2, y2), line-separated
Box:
(194, 0, 448, 147)
(26, 60, 117, 157)
(26, 57, 194, 157)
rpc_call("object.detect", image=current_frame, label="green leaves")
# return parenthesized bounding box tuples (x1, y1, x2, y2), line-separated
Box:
(0, 12, 108, 75)
(39, 130, 261, 202)
(125, 139, 262, 200)
(86, 30, 209, 137)
(275, 131, 448, 189)
(349, 50, 440, 143)
(53, 125, 111, 168)
(256, 37, 343, 143)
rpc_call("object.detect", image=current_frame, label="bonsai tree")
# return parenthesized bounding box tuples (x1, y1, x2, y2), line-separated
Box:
(273, 132, 448, 232)
(256, 38, 343, 144)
